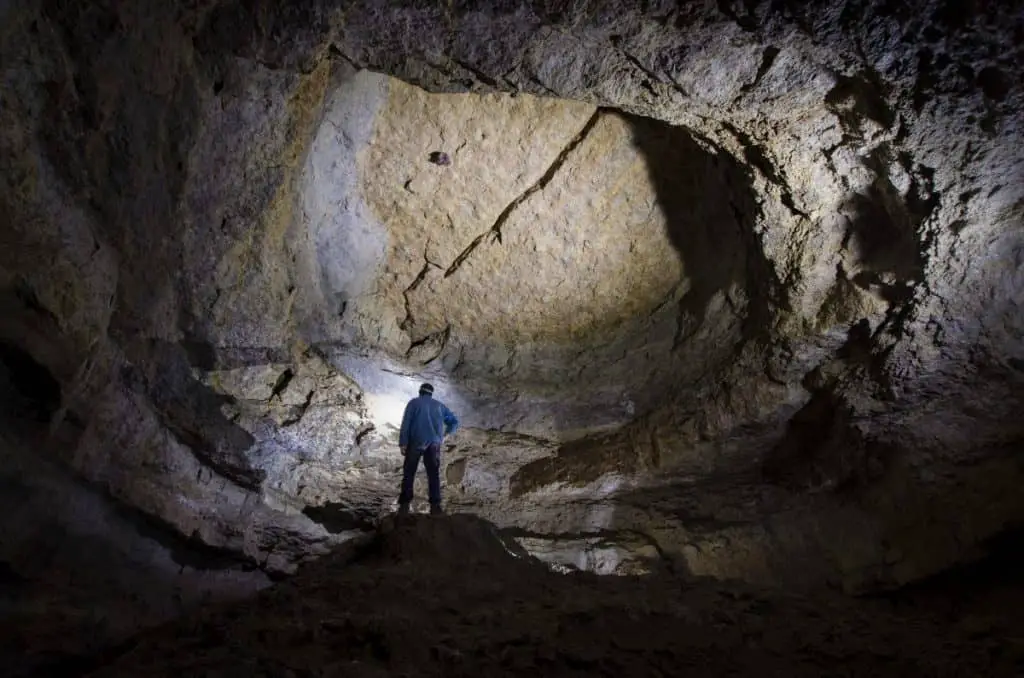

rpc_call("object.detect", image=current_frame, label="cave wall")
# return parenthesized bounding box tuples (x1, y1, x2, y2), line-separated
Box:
(305, 71, 759, 437)
(0, 345, 267, 669)
(0, 0, 366, 575)
(0, 0, 1022, 593)
(0, 433, 268, 671)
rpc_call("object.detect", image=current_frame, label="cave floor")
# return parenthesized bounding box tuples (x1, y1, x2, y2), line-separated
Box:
(70, 514, 1022, 678)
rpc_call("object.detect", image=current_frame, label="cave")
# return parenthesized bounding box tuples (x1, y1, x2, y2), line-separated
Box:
(2, 0, 1024, 675)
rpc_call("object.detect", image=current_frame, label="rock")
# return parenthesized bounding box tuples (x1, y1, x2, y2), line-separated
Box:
(85, 515, 1024, 677)
(1, 0, 1023, 605)
(0, 428, 269, 677)
(515, 532, 665, 576)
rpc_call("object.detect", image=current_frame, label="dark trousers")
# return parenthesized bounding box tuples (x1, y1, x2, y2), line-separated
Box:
(398, 442, 442, 507)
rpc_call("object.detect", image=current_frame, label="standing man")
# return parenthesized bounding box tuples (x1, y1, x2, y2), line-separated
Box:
(398, 383, 459, 515)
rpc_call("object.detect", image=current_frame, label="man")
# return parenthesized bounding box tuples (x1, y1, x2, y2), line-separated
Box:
(397, 383, 459, 515)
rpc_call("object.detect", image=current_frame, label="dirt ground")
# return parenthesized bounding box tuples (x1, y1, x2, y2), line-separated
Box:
(63, 514, 1021, 677)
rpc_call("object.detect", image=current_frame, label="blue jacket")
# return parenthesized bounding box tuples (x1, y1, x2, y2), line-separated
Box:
(399, 394, 459, 449)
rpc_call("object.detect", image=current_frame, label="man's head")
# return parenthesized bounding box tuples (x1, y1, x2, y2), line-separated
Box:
(419, 383, 434, 397)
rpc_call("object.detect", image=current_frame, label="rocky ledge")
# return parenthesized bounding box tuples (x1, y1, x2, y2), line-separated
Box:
(84, 515, 1024, 677)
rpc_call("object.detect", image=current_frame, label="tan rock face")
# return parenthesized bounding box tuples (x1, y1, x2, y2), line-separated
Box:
(362, 85, 683, 350)
(309, 72, 760, 438)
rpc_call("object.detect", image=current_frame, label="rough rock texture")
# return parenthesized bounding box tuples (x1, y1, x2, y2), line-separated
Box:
(90, 515, 1024, 677)
(2, 0, 1024, 646)
(0, 356, 268, 677)
(0, 436, 270, 678)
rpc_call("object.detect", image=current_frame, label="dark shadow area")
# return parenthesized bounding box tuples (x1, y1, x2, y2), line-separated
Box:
(613, 466, 781, 532)
(6, 636, 142, 678)
(624, 112, 774, 338)
(760, 387, 891, 492)
(825, 72, 895, 133)
(0, 441, 268, 678)
(120, 340, 263, 490)
(0, 320, 269, 676)
(838, 178, 925, 305)
(872, 524, 1024, 648)
(0, 340, 62, 424)
(303, 502, 377, 533)
(516, 114, 776, 490)
(179, 337, 292, 371)
(883, 524, 1024, 602)
(0, 561, 27, 589)
(83, 512, 1024, 676)
(97, 485, 267, 574)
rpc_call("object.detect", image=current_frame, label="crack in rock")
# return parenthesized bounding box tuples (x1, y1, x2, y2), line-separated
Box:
(737, 45, 781, 98)
(525, 73, 561, 97)
(722, 122, 810, 220)
(281, 389, 315, 427)
(400, 244, 443, 332)
(399, 263, 432, 332)
(269, 368, 294, 401)
(327, 43, 362, 70)
(443, 108, 604, 279)
(354, 425, 375, 446)
(406, 324, 452, 366)
(451, 58, 501, 89)
(609, 37, 687, 101)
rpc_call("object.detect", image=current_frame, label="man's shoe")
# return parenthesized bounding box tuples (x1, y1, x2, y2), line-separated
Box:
(397, 503, 410, 517)
(429, 504, 444, 516)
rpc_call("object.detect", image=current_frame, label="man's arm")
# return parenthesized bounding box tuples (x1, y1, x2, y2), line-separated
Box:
(442, 405, 459, 436)
(399, 402, 412, 450)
